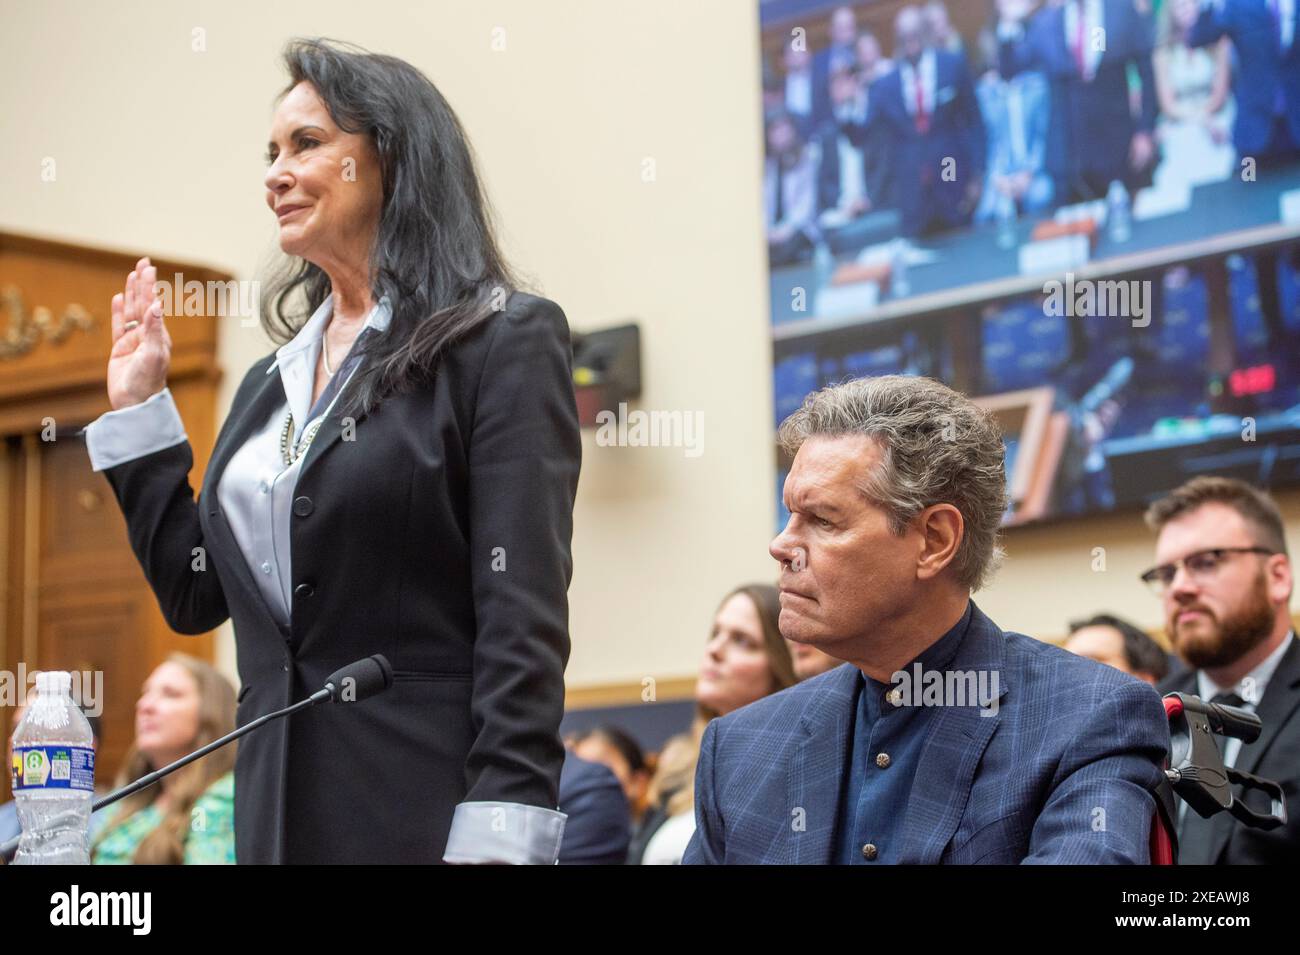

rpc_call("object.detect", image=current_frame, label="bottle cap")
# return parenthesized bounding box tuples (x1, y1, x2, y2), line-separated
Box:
(34, 671, 73, 695)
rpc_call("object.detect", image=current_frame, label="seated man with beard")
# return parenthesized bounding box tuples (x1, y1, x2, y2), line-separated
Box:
(1145, 477, 1299, 864)
(684, 375, 1170, 864)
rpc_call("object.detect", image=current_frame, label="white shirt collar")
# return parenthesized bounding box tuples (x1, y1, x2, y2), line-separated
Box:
(264, 293, 392, 433)
(902, 49, 935, 77)
(266, 293, 393, 374)
(901, 50, 937, 109)
(1197, 630, 1295, 706)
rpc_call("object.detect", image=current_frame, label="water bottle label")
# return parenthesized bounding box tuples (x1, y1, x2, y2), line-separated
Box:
(10, 745, 95, 792)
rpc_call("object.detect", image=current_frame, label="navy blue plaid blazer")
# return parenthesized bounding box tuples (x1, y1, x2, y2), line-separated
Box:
(684, 602, 1170, 864)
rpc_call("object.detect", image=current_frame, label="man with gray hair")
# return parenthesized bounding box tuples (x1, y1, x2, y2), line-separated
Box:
(684, 376, 1170, 864)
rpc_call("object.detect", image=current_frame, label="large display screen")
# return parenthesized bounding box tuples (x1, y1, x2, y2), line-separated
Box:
(762, 0, 1300, 526)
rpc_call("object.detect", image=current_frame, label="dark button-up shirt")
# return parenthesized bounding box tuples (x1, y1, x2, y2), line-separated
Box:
(836, 602, 974, 864)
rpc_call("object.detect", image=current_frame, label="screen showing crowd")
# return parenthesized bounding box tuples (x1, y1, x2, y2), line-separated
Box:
(763, 0, 1300, 528)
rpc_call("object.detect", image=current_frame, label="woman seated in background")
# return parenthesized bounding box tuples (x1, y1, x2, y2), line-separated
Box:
(91, 653, 236, 865)
(632, 584, 796, 864)
(788, 637, 842, 681)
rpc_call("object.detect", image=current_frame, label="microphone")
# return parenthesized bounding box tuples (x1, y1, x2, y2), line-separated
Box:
(1, 654, 393, 863)
(1079, 356, 1134, 414)
(317, 655, 394, 706)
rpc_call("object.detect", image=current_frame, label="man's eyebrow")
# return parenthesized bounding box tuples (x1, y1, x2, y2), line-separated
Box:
(266, 125, 326, 150)
(789, 491, 841, 516)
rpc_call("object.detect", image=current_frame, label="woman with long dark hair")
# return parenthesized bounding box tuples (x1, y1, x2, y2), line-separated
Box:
(83, 38, 581, 864)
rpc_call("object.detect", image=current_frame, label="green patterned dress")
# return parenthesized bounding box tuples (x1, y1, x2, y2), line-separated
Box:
(91, 772, 235, 865)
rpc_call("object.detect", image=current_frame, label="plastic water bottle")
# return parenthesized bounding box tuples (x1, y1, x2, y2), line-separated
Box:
(890, 242, 910, 299)
(1106, 180, 1131, 244)
(812, 237, 835, 289)
(10, 671, 95, 864)
(995, 191, 1018, 250)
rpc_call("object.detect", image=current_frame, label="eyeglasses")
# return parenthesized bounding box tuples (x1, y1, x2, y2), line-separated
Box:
(1139, 547, 1276, 595)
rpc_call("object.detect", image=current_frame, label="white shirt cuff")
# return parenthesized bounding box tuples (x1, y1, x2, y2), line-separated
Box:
(83, 387, 188, 472)
(442, 801, 567, 865)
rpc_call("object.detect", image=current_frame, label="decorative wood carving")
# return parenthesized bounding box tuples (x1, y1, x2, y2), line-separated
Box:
(0, 286, 97, 360)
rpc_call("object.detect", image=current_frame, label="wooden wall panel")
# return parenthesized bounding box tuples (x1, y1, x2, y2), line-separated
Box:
(0, 230, 228, 797)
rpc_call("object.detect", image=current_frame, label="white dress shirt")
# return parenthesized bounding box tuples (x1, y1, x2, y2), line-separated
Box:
(640, 810, 697, 865)
(1249, 0, 1299, 51)
(82, 292, 566, 864)
(836, 134, 867, 208)
(1196, 630, 1295, 768)
(1176, 630, 1295, 826)
(785, 68, 813, 118)
(1063, 0, 1105, 81)
(899, 49, 937, 121)
(764, 146, 820, 233)
(85, 294, 392, 624)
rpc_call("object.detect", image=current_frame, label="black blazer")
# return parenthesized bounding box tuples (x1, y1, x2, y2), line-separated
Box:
(98, 291, 581, 863)
(1159, 635, 1300, 864)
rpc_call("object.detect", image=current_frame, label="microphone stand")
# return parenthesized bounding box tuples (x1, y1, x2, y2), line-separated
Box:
(2, 676, 358, 863)
(100, 692, 328, 816)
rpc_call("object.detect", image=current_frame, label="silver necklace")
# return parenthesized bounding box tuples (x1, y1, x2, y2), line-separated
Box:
(280, 411, 324, 467)
(280, 329, 352, 466)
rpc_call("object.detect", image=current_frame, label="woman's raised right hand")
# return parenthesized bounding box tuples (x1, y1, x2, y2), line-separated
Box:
(106, 256, 173, 410)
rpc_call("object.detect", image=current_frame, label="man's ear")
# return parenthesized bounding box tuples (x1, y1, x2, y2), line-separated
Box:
(1265, 554, 1293, 607)
(914, 503, 964, 582)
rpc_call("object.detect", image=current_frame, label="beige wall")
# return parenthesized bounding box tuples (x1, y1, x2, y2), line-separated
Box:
(3, 0, 1296, 696)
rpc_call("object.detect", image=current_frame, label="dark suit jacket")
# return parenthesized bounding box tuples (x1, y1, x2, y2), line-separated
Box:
(1158, 635, 1300, 864)
(1000, 0, 1157, 193)
(684, 602, 1170, 864)
(97, 291, 581, 863)
(867, 51, 986, 235)
(1190, 0, 1300, 156)
(815, 120, 891, 216)
(809, 44, 857, 136)
(557, 752, 631, 865)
